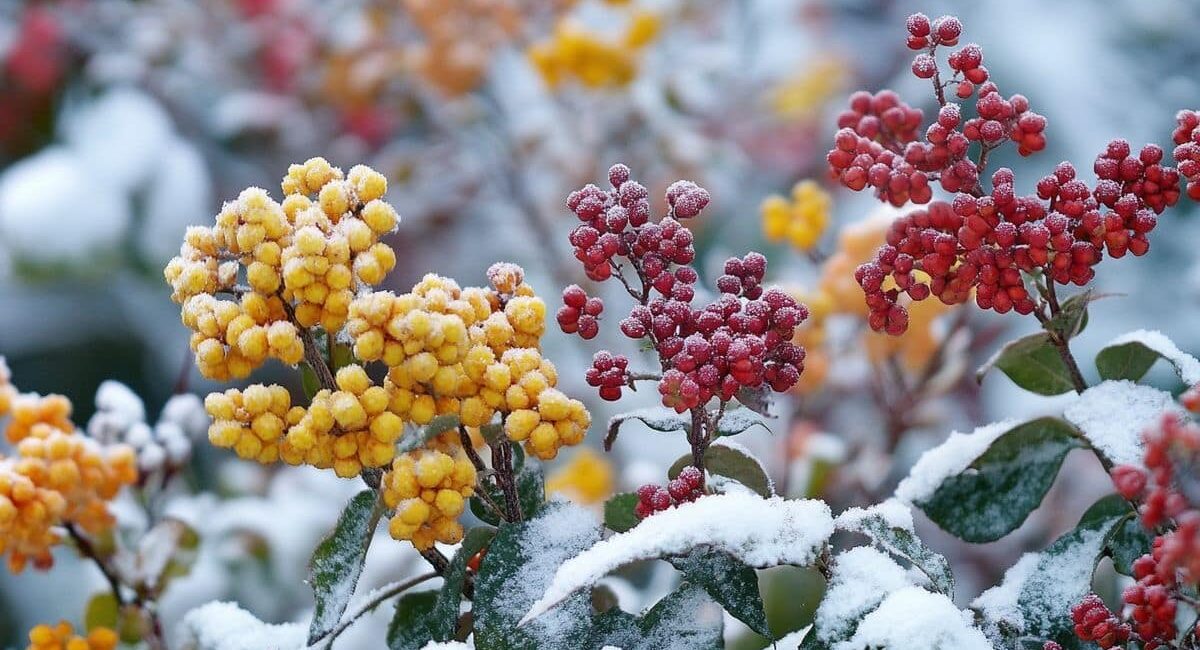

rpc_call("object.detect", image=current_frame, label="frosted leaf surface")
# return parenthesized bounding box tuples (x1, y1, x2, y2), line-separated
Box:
(815, 547, 912, 643)
(521, 494, 833, 624)
(1064, 380, 1181, 468)
(971, 553, 1038, 643)
(1104, 329, 1200, 384)
(895, 420, 1019, 504)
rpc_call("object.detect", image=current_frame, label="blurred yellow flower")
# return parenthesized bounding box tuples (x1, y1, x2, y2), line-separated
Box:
(762, 180, 832, 251)
(546, 448, 614, 504)
(770, 57, 846, 119)
(529, 11, 661, 90)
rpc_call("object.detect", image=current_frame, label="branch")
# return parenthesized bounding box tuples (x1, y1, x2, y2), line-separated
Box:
(279, 296, 336, 391)
(311, 572, 439, 649)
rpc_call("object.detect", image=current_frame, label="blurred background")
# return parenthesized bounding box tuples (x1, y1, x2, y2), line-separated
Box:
(2, 0, 1200, 647)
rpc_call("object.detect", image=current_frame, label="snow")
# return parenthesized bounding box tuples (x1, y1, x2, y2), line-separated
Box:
(0, 146, 130, 264)
(1064, 380, 1182, 468)
(815, 547, 912, 642)
(521, 494, 833, 624)
(894, 420, 1020, 504)
(140, 137, 213, 262)
(160, 393, 209, 439)
(419, 643, 473, 650)
(971, 553, 1039, 642)
(62, 86, 173, 192)
(179, 601, 306, 650)
(836, 498, 914, 533)
(1104, 329, 1200, 384)
(1016, 527, 1112, 640)
(833, 587, 992, 650)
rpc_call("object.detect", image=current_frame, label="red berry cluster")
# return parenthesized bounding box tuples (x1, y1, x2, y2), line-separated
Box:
(560, 166, 807, 411)
(1070, 594, 1131, 649)
(1181, 384, 1200, 413)
(1042, 643, 1062, 650)
(1172, 110, 1200, 201)
(1113, 413, 1200, 532)
(634, 466, 703, 519)
(558, 284, 605, 339)
(1123, 549, 1180, 648)
(827, 91, 933, 206)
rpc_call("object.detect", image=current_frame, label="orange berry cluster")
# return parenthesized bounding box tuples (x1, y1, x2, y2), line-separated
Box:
(26, 621, 118, 650)
(205, 384, 303, 465)
(382, 448, 476, 550)
(0, 368, 137, 573)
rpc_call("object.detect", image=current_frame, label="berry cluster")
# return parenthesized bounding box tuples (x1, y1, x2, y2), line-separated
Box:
(836, 14, 1196, 333)
(26, 621, 118, 650)
(561, 166, 806, 412)
(382, 449, 476, 551)
(1069, 594, 1131, 649)
(1171, 110, 1200, 201)
(206, 384, 302, 465)
(760, 180, 832, 251)
(634, 466, 703, 519)
(87, 382, 206, 478)
(180, 292, 304, 380)
(0, 371, 137, 573)
(557, 284, 604, 340)
(1123, 549, 1180, 648)
(528, 11, 661, 90)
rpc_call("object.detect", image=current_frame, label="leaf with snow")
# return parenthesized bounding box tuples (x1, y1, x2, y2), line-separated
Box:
(714, 407, 772, 437)
(604, 493, 640, 533)
(833, 586, 990, 650)
(180, 602, 307, 650)
(387, 591, 438, 650)
(835, 500, 954, 596)
(977, 332, 1076, 396)
(307, 490, 383, 645)
(668, 440, 774, 498)
(1016, 495, 1134, 646)
(398, 414, 462, 453)
(588, 583, 724, 650)
(428, 527, 495, 642)
(471, 456, 544, 526)
(473, 502, 602, 648)
(521, 494, 833, 624)
(1095, 329, 1200, 384)
(1063, 380, 1182, 469)
(605, 407, 768, 452)
(670, 548, 769, 637)
(1107, 514, 1154, 576)
(812, 547, 914, 645)
(897, 418, 1082, 543)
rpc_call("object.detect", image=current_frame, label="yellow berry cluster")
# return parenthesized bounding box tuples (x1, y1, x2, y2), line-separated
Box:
(279, 159, 398, 332)
(181, 293, 304, 380)
(205, 384, 303, 465)
(403, 0, 523, 97)
(26, 622, 118, 650)
(282, 365, 404, 478)
(381, 449, 476, 550)
(528, 11, 661, 90)
(0, 377, 136, 572)
(498, 350, 589, 460)
(762, 180, 832, 251)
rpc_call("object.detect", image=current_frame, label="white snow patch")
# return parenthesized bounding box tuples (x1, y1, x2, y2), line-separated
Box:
(895, 420, 1020, 504)
(521, 494, 833, 624)
(1104, 329, 1200, 385)
(836, 498, 914, 533)
(815, 547, 912, 642)
(62, 86, 173, 192)
(833, 587, 992, 650)
(1064, 380, 1182, 468)
(971, 553, 1039, 641)
(179, 601, 305, 650)
(419, 643, 473, 650)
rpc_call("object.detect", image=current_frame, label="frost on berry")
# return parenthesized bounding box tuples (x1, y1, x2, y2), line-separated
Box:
(561, 165, 807, 411)
(634, 465, 704, 519)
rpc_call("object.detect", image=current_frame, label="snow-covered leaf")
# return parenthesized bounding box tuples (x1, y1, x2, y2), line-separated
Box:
(1063, 380, 1182, 469)
(605, 407, 689, 451)
(521, 494, 833, 624)
(670, 548, 769, 637)
(307, 490, 383, 645)
(811, 547, 914, 645)
(588, 583, 724, 649)
(428, 527, 495, 642)
(181, 602, 306, 650)
(835, 500, 954, 596)
(1012, 495, 1134, 646)
(136, 517, 199, 591)
(1095, 329, 1200, 384)
(604, 493, 640, 533)
(669, 442, 774, 498)
(387, 591, 438, 650)
(977, 333, 1075, 396)
(735, 385, 774, 417)
(714, 408, 772, 437)
(473, 502, 602, 648)
(899, 418, 1082, 543)
(398, 414, 462, 453)
(833, 586, 990, 649)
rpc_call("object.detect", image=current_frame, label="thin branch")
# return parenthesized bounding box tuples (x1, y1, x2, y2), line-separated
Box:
(459, 426, 508, 522)
(312, 572, 439, 649)
(279, 296, 337, 391)
(66, 524, 125, 607)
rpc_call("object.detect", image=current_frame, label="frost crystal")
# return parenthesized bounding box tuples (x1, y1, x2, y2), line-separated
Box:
(522, 494, 833, 624)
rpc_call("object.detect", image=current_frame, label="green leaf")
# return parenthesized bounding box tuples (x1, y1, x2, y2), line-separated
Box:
(916, 417, 1083, 543)
(472, 455, 545, 526)
(588, 583, 724, 649)
(473, 503, 601, 648)
(1017, 495, 1134, 646)
(977, 333, 1075, 396)
(1107, 513, 1153, 576)
(671, 548, 769, 637)
(838, 511, 954, 597)
(387, 591, 438, 650)
(604, 493, 640, 533)
(330, 341, 356, 370)
(398, 414, 461, 453)
(605, 407, 689, 451)
(301, 363, 321, 400)
(1095, 340, 1168, 383)
(669, 445, 774, 498)
(480, 422, 504, 445)
(735, 385, 774, 417)
(85, 593, 119, 632)
(1043, 289, 1092, 341)
(307, 490, 383, 645)
(714, 408, 772, 437)
(430, 527, 495, 641)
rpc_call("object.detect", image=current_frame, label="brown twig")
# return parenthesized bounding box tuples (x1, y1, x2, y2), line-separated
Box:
(67, 524, 166, 650)
(280, 298, 337, 391)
